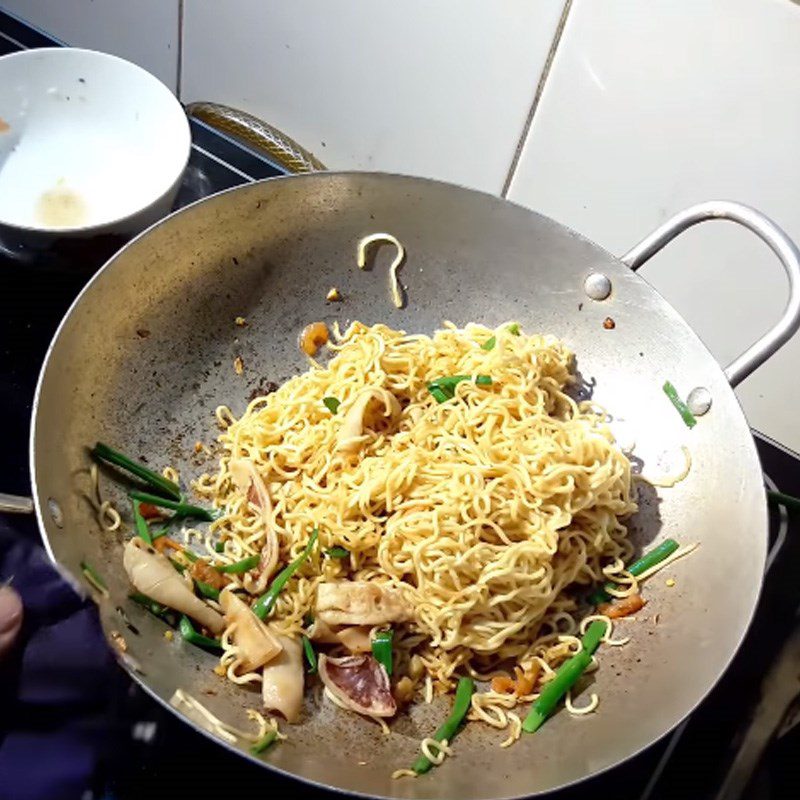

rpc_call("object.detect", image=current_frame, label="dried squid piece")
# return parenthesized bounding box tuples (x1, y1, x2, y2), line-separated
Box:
(123, 538, 224, 634)
(220, 587, 282, 672)
(318, 653, 396, 718)
(316, 581, 411, 626)
(307, 617, 373, 653)
(335, 626, 374, 654)
(336, 388, 401, 453)
(229, 459, 279, 592)
(261, 635, 304, 723)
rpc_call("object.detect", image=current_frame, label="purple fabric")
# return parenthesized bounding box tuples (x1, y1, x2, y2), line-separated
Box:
(0, 523, 118, 800)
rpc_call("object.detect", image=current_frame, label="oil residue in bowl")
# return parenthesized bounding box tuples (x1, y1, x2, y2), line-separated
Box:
(35, 184, 88, 228)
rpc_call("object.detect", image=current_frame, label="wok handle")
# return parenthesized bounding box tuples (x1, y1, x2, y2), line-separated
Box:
(620, 201, 800, 387)
(0, 493, 34, 514)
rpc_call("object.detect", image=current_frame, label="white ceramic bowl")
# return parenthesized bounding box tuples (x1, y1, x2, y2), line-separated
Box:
(0, 47, 190, 259)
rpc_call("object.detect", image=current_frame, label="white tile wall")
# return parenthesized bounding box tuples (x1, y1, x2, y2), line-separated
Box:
(0, 0, 179, 90)
(180, 0, 567, 194)
(508, 0, 800, 452)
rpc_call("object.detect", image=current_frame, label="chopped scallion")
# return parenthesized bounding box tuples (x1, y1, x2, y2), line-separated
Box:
(522, 620, 606, 733)
(428, 385, 449, 403)
(371, 629, 393, 676)
(250, 730, 277, 755)
(92, 442, 181, 500)
(178, 615, 222, 651)
(131, 500, 153, 545)
(412, 677, 474, 774)
(217, 554, 260, 574)
(252, 528, 318, 620)
(80, 561, 108, 596)
(195, 580, 220, 601)
(662, 381, 697, 429)
(129, 592, 174, 623)
(427, 375, 492, 403)
(128, 489, 216, 522)
(302, 635, 317, 673)
(323, 397, 340, 414)
(481, 323, 520, 352)
(588, 538, 680, 605)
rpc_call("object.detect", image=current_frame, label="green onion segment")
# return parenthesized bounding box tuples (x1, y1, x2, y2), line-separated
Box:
(252, 528, 319, 620)
(302, 635, 317, 673)
(427, 375, 492, 403)
(80, 561, 108, 595)
(128, 489, 215, 522)
(178, 615, 222, 651)
(250, 730, 278, 755)
(522, 620, 606, 733)
(662, 381, 697, 429)
(217, 554, 260, 574)
(131, 499, 153, 545)
(323, 397, 341, 414)
(588, 538, 679, 605)
(412, 676, 475, 774)
(371, 629, 393, 675)
(92, 442, 181, 500)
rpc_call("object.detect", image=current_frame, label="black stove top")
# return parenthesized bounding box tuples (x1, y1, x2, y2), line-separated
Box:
(1, 9, 798, 800)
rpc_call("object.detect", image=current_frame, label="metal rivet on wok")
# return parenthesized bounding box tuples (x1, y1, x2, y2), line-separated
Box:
(687, 386, 712, 416)
(584, 272, 612, 301)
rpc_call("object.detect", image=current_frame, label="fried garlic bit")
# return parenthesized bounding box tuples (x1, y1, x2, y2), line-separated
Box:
(357, 233, 406, 308)
(233, 356, 244, 375)
(299, 321, 329, 356)
(326, 287, 341, 302)
(234, 316, 247, 326)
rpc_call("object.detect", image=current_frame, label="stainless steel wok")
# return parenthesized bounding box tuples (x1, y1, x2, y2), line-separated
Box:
(30, 174, 800, 799)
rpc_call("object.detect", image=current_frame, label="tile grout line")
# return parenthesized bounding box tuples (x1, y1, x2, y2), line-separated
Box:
(500, 0, 573, 199)
(176, 0, 185, 98)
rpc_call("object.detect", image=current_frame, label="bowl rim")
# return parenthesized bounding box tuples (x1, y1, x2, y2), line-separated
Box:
(0, 46, 192, 234)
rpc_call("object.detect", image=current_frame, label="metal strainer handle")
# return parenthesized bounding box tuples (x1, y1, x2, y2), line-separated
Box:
(620, 201, 800, 388)
(185, 102, 327, 175)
